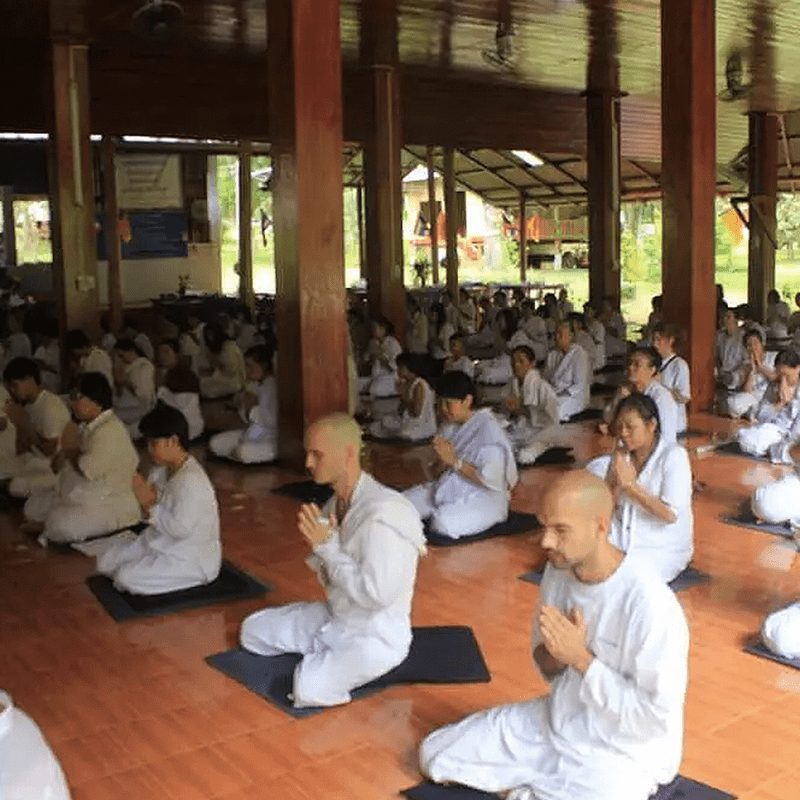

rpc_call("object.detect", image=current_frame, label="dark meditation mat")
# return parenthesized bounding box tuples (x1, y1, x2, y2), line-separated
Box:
(568, 407, 604, 422)
(87, 560, 270, 622)
(743, 639, 800, 671)
(518, 446, 575, 469)
(271, 480, 335, 505)
(363, 434, 434, 447)
(424, 512, 540, 547)
(713, 440, 768, 461)
(677, 428, 707, 439)
(402, 776, 735, 800)
(206, 625, 491, 719)
(721, 505, 795, 539)
(206, 452, 278, 468)
(520, 565, 710, 593)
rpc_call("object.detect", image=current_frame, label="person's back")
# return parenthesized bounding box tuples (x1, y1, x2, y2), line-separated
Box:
(644, 380, 679, 443)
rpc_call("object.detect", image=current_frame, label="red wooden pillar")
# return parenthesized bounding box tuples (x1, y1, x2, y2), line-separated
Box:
(361, 0, 406, 339)
(48, 42, 100, 337)
(443, 147, 459, 298)
(747, 111, 778, 323)
(268, 0, 349, 463)
(101, 136, 123, 332)
(661, 0, 717, 411)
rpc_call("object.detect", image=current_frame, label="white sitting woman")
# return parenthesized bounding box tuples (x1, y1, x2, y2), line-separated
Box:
(150, 339, 204, 442)
(368, 352, 437, 442)
(112, 338, 156, 435)
(587, 393, 694, 583)
(725, 327, 777, 420)
(199, 321, 246, 400)
(209, 344, 278, 464)
(358, 316, 403, 399)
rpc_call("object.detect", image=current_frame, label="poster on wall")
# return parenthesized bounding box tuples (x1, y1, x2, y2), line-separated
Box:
(115, 153, 183, 210)
(97, 211, 188, 260)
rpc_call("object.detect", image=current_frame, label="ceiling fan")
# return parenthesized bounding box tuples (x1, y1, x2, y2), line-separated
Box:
(132, 0, 185, 41)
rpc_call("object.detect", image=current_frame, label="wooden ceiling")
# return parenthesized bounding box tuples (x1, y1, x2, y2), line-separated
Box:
(3, 1, 800, 203)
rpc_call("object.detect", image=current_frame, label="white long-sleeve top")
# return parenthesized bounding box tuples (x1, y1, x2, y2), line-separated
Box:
(242, 375, 278, 443)
(512, 368, 561, 435)
(586, 438, 694, 582)
(399, 377, 437, 440)
(658, 355, 691, 434)
(715, 330, 747, 375)
(544, 345, 591, 403)
(370, 335, 402, 379)
(141, 456, 221, 580)
(0, 691, 72, 800)
(751, 381, 800, 463)
(309, 472, 425, 646)
(643, 380, 679, 444)
(25, 389, 70, 453)
(535, 559, 689, 793)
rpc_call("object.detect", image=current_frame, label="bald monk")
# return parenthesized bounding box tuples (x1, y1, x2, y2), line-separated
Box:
(239, 413, 427, 708)
(419, 470, 690, 800)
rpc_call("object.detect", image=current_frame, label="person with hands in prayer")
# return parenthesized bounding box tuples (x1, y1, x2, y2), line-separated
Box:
(239, 413, 426, 708)
(419, 470, 689, 800)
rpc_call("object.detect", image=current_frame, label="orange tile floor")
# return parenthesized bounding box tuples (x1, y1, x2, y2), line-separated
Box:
(1, 413, 799, 799)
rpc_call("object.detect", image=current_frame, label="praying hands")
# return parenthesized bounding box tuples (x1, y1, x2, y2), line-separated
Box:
(298, 502, 336, 547)
(539, 605, 593, 674)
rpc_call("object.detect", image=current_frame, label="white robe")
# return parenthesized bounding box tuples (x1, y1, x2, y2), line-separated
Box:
(658, 356, 690, 434)
(404, 408, 518, 539)
(737, 382, 800, 463)
(26, 410, 141, 543)
(586, 318, 607, 370)
(369, 377, 437, 442)
(154, 386, 204, 441)
(407, 312, 429, 355)
(762, 602, 800, 659)
(114, 357, 156, 428)
(93, 455, 221, 594)
(419, 558, 689, 800)
(82, 347, 114, 387)
(575, 330, 603, 373)
(505, 369, 561, 465)
(240, 472, 425, 708)
(431, 322, 456, 361)
(716, 331, 747, 390)
(587, 439, 694, 582)
(200, 340, 246, 399)
(519, 316, 549, 362)
(0, 691, 71, 800)
(361, 336, 403, 398)
(209, 376, 278, 463)
(443, 355, 475, 379)
(604, 312, 627, 358)
(643, 380, 679, 445)
(543, 345, 591, 421)
(751, 470, 800, 527)
(33, 341, 61, 394)
(475, 352, 513, 385)
(8, 390, 71, 498)
(0, 385, 18, 481)
(726, 351, 777, 420)
(133, 332, 155, 362)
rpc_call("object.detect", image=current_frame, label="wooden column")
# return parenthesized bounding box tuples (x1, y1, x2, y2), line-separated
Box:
(101, 136, 123, 332)
(361, 0, 405, 337)
(443, 146, 459, 297)
(1, 187, 16, 267)
(747, 111, 778, 323)
(48, 42, 99, 337)
(268, 0, 348, 463)
(238, 139, 255, 310)
(518, 192, 528, 283)
(426, 146, 440, 285)
(356, 184, 367, 280)
(661, 0, 717, 411)
(586, 90, 621, 309)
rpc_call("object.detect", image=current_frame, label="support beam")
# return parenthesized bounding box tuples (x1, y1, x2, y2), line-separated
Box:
(518, 192, 527, 283)
(48, 42, 99, 337)
(268, 0, 348, 463)
(238, 139, 255, 310)
(426, 145, 440, 285)
(661, 0, 717, 411)
(1, 187, 16, 268)
(101, 136, 123, 332)
(443, 147, 459, 297)
(361, 0, 405, 338)
(747, 112, 778, 323)
(356, 184, 367, 280)
(586, 90, 621, 309)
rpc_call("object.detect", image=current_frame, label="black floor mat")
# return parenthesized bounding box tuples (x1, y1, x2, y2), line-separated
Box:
(424, 512, 540, 547)
(271, 480, 335, 505)
(721, 505, 795, 539)
(206, 625, 490, 718)
(743, 639, 800, 670)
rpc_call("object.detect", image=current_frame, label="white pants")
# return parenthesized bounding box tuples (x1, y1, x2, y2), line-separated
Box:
(8, 454, 58, 498)
(726, 391, 759, 419)
(95, 533, 218, 595)
(738, 423, 783, 458)
(556, 394, 588, 422)
(404, 482, 509, 539)
(762, 602, 800, 659)
(25, 489, 141, 543)
(209, 430, 277, 464)
(239, 601, 406, 708)
(419, 699, 656, 800)
(751, 473, 800, 527)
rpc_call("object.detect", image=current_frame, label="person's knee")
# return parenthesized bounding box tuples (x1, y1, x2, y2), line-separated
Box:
(292, 657, 351, 708)
(239, 611, 269, 652)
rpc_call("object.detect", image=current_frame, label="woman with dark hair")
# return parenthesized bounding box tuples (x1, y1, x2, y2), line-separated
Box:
(359, 316, 402, 398)
(428, 302, 455, 362)
(112, 338, 156, 433)
(724, 327, 776, 419)
(587, 393, 694, 582)
(652, 323, 691, 433)
(737, 348, 800, 461)
(199, 321, 246, 399)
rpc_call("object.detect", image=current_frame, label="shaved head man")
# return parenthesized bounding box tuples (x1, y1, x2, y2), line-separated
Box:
(239, 413, 426, 709)
(419, 469, 690, 800)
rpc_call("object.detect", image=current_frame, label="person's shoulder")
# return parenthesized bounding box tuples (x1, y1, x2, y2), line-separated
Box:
(617, 560, 687, 625)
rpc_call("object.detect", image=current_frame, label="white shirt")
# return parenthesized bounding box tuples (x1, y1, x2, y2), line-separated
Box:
(431, 322, 456, 360)
(587, 438, 694, 582)
(243, 375, 278, 443)
(156, 386, 204, 441)
(370, 335, 402, 379)
(121, 357, 156, 407)
(26, 390, 70, 450)
(544, 345, 591, 404)
(643, 380, 679, 444)
(83, 347, 114, 387)
(309, 472, 426, 645)
(399, 377, 437, 440)
(715, 330, 746, 375)
(658, 355, 690, 434)
(0, 691, 71, 800)
(512, 368, 560, 434)
(407, 311, 429, 355)
(143, 455, 221, 581)
(535, 559, 689, 793)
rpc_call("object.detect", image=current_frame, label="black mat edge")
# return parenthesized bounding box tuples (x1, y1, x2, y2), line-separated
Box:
(743, 639, 800, 670)
(424, 512, 540, 547)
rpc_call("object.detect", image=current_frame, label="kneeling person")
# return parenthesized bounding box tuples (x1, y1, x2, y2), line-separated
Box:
(404, 372, 518, 539)
(94, 404, 221, 595)
(762, 600, 800, 660)
(240, 413, 426, 708)
(419, 471, 689, 800)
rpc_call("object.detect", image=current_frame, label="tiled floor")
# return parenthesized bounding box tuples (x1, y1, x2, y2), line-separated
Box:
(1, 413, 799, 799)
